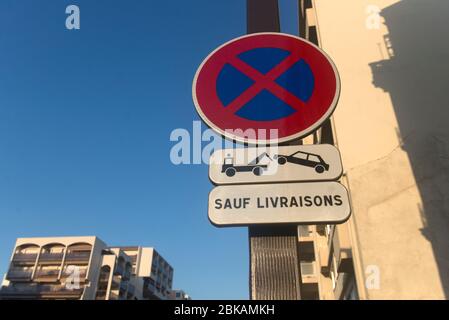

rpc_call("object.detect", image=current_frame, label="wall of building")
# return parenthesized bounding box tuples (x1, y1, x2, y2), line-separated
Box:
(313, 0, 449, 299)
(83, 237, 108, 299)
(137, 247, 154, 277)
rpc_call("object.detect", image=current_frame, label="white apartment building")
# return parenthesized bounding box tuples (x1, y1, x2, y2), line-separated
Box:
(0, 236, 179, 300)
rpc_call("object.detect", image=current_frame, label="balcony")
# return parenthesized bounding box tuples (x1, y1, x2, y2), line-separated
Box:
(120, 280, 128, 291)
(95, 290, 107, 300)
(298, 225, 314, 240)
(114, 264, 125, 276)
(65, 251, 91, 263)
(111, 276, 121, 290)
(123, 269, 131, 281)
(61, 269, 87, 280)
(127, 283, 135, 296)
(97, 282, 109, 292)
(98, 273, 110, 283)
(109, 288, 126, 300)
(0, 283, 83, 300)
(143, 286, 163, 300)
(39, 252, 64, 262)
(109, 292, 119, 300)
(39, 284, 83, 295)
(119, 288, 126, 300)
(12, 253, 38, 263)
(300, 261, 317, 284)
(6, 270, 33, 281)
(34, 269, 60, 281)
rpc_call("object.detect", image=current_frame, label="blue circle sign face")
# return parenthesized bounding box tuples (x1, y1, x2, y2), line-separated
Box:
(193, 33, 340, 145)
(216, 47, 315, 122)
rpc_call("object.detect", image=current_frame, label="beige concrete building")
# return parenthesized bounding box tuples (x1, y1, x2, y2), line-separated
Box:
(296, 0, 449, 299)
(0, 236, 178, 300)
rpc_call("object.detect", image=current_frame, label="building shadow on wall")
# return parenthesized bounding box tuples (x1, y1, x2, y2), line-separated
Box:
(370, 0, 449, 297)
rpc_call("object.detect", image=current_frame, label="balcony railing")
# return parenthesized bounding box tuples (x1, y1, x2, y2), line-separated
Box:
(120, 280, 128, 291)
(143, 286, 163, 300)
(39, 252, 64, 262)
(34, 269, 60, 279)
(95, 290, 107, 300)
(300, 261, 316, 278)
(61, 269, 87, 279)
(109, 291, 126, 300)
(111, 276, 121, 290)
(65, 251, 91, 262)
(109, 292, 119, 300)
(6, 270, 33, 281)
(127, 283, 135, 296)
(97, 282, 109, 292)
(123, 269, 131, 280)
(40, 284, 84, 294)
(119, 288, 127, 299)
(12, 253, 38, 263)
(0, 284, 83, 297)
(114, 264, 125, 276)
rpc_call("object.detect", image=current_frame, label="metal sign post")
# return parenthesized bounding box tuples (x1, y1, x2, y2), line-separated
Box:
(246, 0, 301, 300)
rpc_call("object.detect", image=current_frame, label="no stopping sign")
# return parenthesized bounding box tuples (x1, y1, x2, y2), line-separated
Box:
(193, 33, 340, 145)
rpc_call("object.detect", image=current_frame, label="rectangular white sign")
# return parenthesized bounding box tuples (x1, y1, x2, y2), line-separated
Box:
(208, 182, 351, 226)
(209, 144, 343, 185)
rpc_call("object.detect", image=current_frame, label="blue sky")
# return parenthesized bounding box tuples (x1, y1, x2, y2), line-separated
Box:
(0, 0, 298, 299)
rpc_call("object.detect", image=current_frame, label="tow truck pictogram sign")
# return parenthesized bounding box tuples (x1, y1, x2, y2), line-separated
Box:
(209, 144, 343, 185)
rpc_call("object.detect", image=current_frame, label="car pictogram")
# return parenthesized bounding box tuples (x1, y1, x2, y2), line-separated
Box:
(274, 151, 329, 173)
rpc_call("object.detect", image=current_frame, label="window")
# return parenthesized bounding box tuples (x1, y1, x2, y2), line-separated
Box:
(300, 261, 316, 276)
(292, 152, 308, 160)
(298, 226, 311, 238)
(298, 241, 315, 261)
(308, 155, 320, 162)
(300, 283, 319, 300)
(151, 266, 157, 274)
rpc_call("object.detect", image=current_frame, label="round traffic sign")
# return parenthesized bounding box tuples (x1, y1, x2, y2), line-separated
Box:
(192, 33, 340, 145)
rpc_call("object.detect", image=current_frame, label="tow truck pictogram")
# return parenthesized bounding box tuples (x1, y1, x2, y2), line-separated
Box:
(222, 153, 272, 177)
